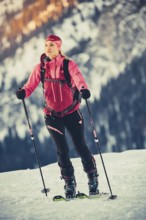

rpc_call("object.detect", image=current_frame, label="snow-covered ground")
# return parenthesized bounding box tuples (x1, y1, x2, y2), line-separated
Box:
(0, 149, 146, 220)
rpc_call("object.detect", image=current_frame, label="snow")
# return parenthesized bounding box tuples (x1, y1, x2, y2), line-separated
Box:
(0, 149, 146, 220)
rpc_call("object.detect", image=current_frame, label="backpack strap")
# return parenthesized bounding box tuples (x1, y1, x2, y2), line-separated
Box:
(40, 67, 45, 88)
(63, 59, 71, 87)
(63, 58, 81, 103)
(40, 53, 47, 88)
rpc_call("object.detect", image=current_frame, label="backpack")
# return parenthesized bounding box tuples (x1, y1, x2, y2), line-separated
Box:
(40, 56, 81, 116)
(40, 58, 71, 87)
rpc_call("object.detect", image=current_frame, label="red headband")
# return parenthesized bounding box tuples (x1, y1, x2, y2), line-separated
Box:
(45, 34, 62, 48)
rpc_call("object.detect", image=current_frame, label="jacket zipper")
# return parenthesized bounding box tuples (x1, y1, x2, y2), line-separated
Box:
(59, 83, 63, 102)
(51, 82, 56, 102)
(54, 59, 61, 111)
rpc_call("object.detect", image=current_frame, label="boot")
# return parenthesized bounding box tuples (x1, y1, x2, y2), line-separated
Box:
(63, 176, 76, 199)
(87, 171, 99, 195)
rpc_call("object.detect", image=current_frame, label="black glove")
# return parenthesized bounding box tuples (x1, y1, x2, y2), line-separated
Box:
(80, 89, 91, 99)
(16, 89, 26, 99)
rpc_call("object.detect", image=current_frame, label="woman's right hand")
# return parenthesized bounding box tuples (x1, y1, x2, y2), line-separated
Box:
(16, 88, 26, 99)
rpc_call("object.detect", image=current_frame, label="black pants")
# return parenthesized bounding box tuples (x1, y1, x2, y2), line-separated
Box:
(45, 110, 97, 177)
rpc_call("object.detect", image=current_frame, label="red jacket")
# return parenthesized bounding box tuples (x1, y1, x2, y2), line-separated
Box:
(23, 54, 88, 116)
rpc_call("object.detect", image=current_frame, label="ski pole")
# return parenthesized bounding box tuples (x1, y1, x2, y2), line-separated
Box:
(85, 99, 117, 200)
(22, 99, 50, 197)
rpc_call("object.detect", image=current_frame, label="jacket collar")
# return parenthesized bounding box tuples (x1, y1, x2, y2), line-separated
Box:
(46, 54, 64, 65)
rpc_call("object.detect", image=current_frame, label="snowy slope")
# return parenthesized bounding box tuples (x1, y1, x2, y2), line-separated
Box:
(0, 149, 146, 220)
(1, 0, 146, 172)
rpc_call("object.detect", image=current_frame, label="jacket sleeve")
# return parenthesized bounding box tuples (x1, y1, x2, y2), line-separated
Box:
(68, 60, 89, 91)
(23, 64, 41, 97)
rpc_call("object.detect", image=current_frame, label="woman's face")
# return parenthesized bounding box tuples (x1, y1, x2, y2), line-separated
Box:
(45, 40, 60, 59)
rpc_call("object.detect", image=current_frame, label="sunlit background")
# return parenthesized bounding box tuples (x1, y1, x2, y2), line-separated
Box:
(0, 0, 146, 172)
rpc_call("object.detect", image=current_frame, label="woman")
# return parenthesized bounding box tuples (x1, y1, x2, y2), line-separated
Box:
(16, 34, 99, 199)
